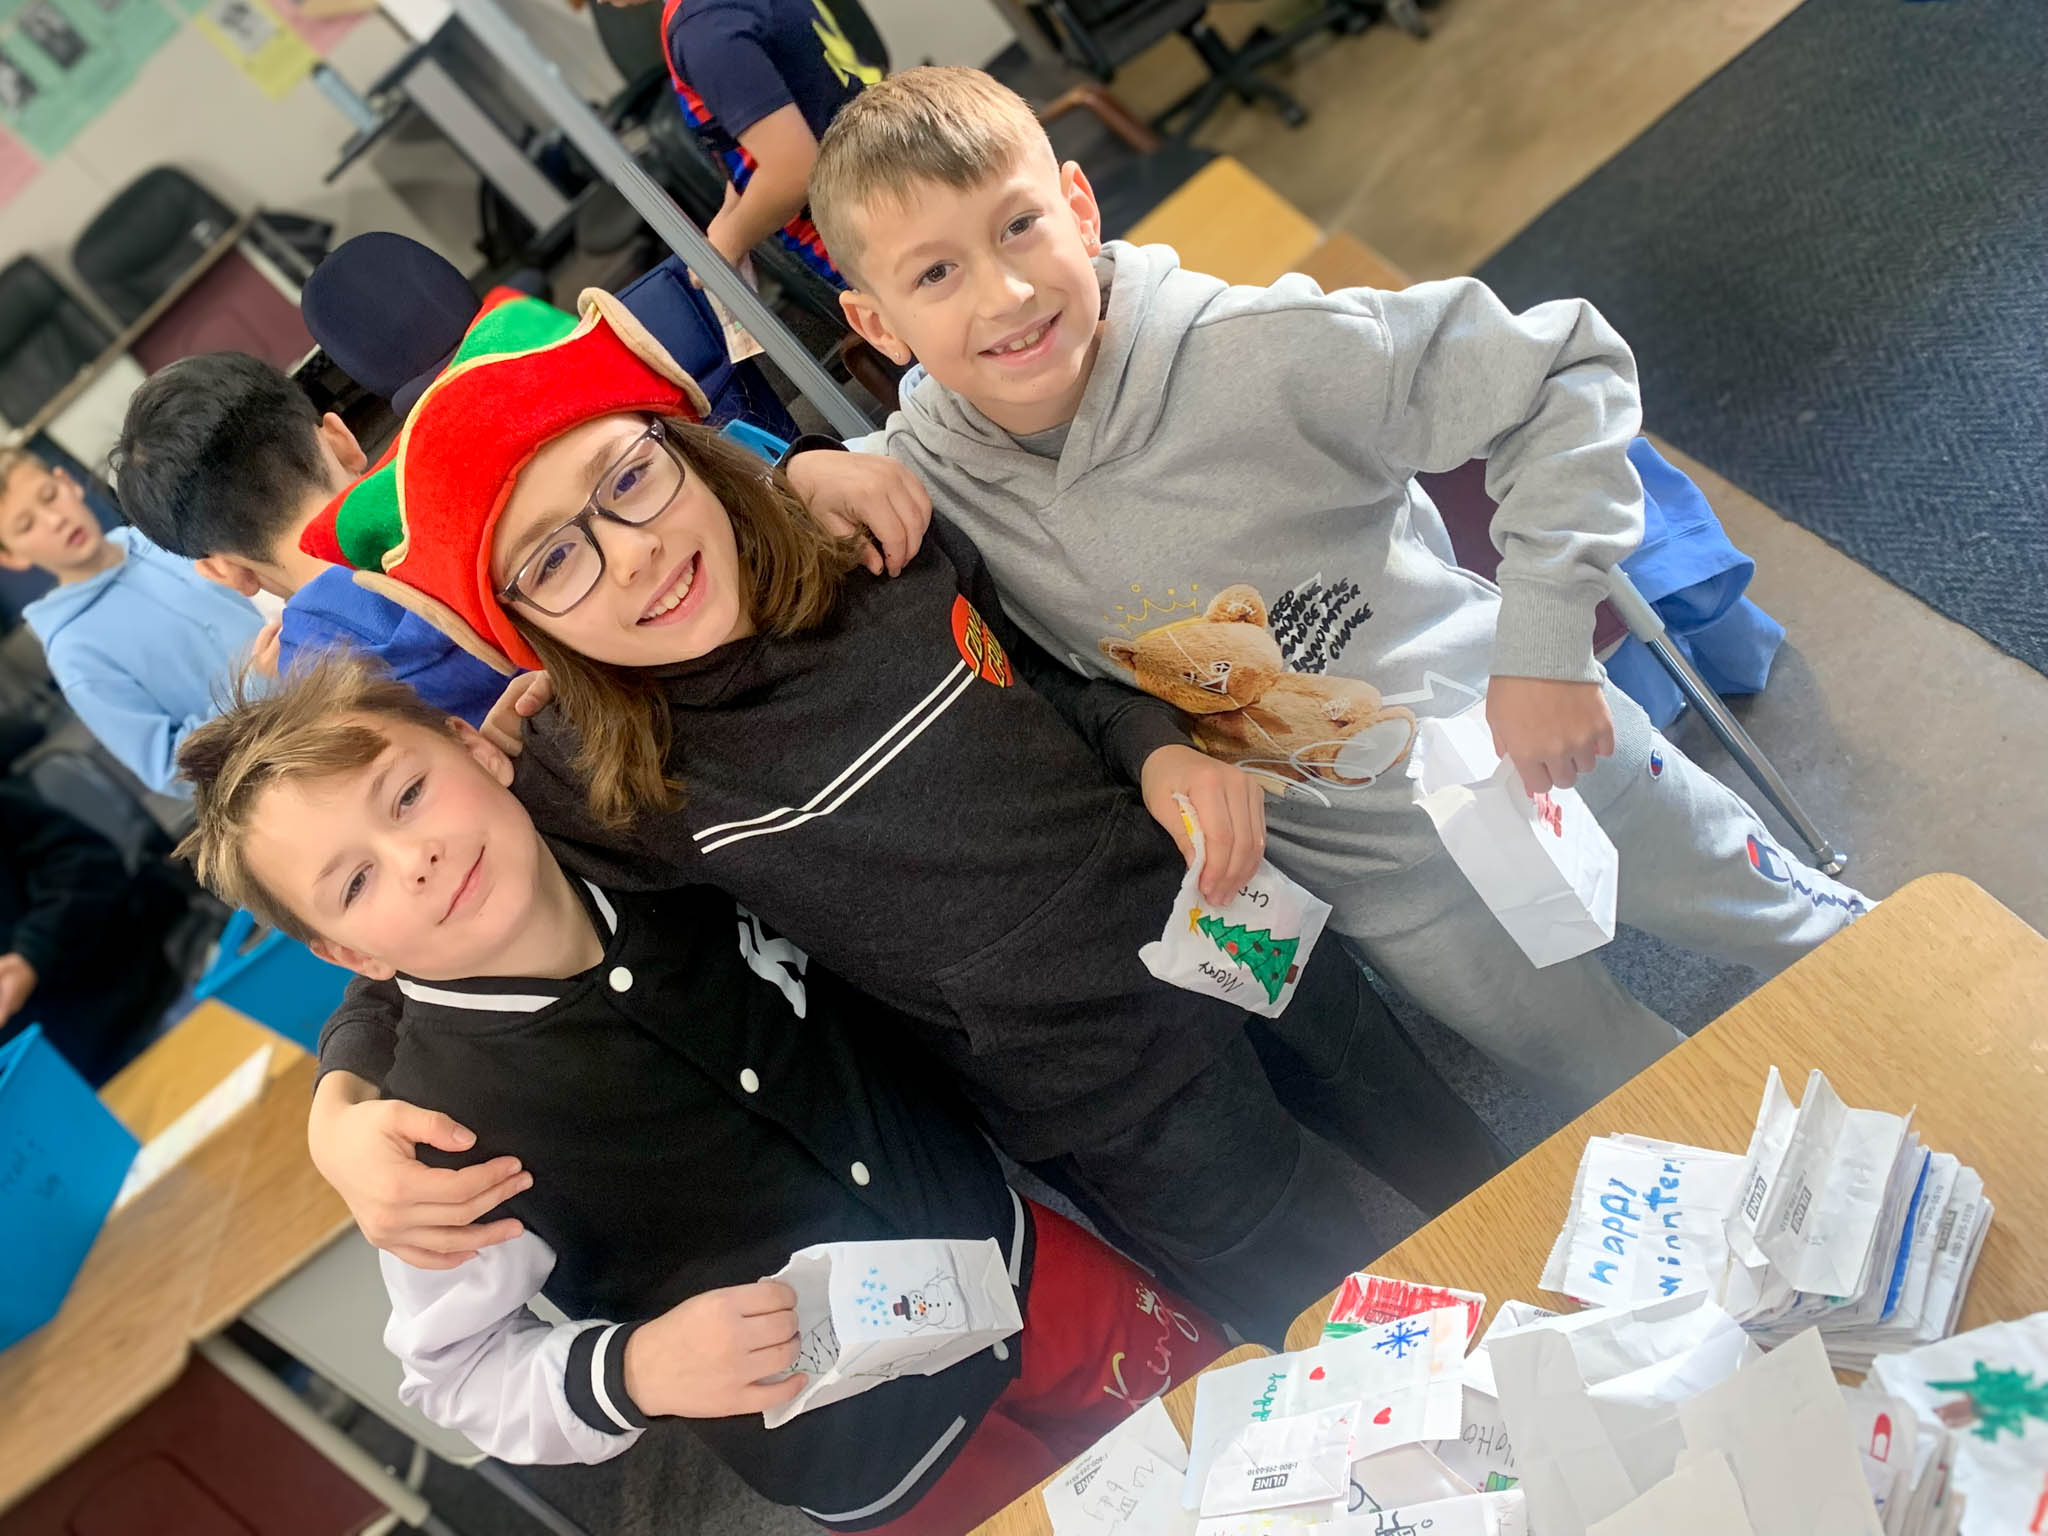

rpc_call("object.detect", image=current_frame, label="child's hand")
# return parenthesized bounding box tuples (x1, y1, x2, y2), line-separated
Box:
(0, 952, 36, 1027)
(623, 1282, 807, 1419)
(1141, 745, 1268, 906)
(308, 1072, 530, 1270)
(248, 617, 284, 679)
(1486, 676, 1615, 794)
(479, 671, 552, 758)
(786, 451, 932, 577)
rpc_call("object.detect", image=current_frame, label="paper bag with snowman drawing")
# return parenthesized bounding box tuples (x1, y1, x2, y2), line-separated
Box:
(1140, 795, 1332, 1019)
(762, 1236, 1024, 1428)
(1408, 700, 1618, 969)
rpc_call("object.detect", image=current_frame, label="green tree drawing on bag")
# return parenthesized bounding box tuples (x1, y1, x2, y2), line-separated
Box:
(1196, 915, 1299, 1004)
(1926, 1361, 2048, 1441)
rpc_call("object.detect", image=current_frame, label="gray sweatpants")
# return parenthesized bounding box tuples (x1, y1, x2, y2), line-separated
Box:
(1274, 682, 1872, 1117)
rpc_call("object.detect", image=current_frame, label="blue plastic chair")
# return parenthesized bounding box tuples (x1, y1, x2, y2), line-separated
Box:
(192, 911, 353, 1055)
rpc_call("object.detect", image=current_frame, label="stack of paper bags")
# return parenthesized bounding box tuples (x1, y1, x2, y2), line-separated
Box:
(1541, 1068, 1990, 1369)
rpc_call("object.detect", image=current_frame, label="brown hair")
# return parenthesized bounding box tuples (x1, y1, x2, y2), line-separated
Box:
(175, 653, 458, 942)
(0, 446, 46, 549)
(810, 66, 1052, 284)
(514, 420, 864, 829)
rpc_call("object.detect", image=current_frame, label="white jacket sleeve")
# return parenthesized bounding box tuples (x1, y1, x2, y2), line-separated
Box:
(380, 1232, 647, 1465)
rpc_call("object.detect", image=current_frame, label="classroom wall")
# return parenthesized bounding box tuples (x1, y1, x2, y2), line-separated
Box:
(0, 0, 628, 312)
(855, 0, 1015, 68)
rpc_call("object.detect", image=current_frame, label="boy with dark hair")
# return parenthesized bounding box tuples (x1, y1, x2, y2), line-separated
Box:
(3, 443, 265, 793)
(112, 352, 513, 726)
(175, 652, 1224, 1532)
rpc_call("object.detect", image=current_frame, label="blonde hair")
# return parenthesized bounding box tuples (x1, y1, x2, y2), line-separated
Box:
(514, 420, 864, 830)
(175, 654, 457, 943)
(0, 446, 45, 547)
(810, 66, 1052, 283)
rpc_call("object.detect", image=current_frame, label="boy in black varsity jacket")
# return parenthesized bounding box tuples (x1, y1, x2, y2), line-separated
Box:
(174, 654, 1225, 1534)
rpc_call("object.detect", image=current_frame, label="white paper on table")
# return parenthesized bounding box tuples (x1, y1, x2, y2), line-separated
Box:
(1675, 1328, 1886, 1536)
(1584, 1449, 1758, 1536)
(1185, 1352, 1299, 1510)
(1461, 1300, 1560, 1400)
(1408, 703, 1618, 968)
(1871, 1312, 2048, 1536)
(114, 1045, 273, 1210)
(1283, 1308, 1468, 1459)
(1755, 1070, 1912, 1298)
(1431, 1388, 1521, 1491)
(1202, 1403, 1359, 1518)
(1487, 1293, 1756, 1536)
(762, 1236, 1020, 1427)
(1337, 1490, 1529, 1536)
(1916, 1170, 1986, 1342)
(1347, 1443, 1477, 1512)
(1555, 1137, 1746, 1308)
(1897, 1154, 1960, 1331)
(1044, 1398, 1197, 1536)
(1193, 1512, 1331, 1536)
(1840, 1385, 1919, 1523)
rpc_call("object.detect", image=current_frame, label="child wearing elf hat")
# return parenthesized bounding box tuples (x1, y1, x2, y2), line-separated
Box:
(303, 285, 1510, 1355)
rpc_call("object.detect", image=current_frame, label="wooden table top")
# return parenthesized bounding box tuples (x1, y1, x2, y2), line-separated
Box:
(0, 1002, 347, 1513)
(968, 1343, 1273, 1536)
(1285, 873, 2048, 1352)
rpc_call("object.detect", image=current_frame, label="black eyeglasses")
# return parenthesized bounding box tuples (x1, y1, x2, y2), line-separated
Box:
(497, 418, 687, 617)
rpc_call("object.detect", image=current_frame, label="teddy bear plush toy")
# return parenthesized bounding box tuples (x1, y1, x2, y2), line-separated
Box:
(1100, 584, 1418, 794)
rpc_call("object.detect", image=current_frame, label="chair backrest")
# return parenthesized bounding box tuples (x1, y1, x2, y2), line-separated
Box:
(590, 0, 669, 88)
(72, 167, 237, 326)
(0, 257, 113, 428)
(301, 231, 481, 403)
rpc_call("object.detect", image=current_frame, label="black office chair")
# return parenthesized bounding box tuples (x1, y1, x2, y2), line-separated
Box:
(0, 257, 113, 428)
(71, 167, 238, 326)
(1027, 0, 1425, 140)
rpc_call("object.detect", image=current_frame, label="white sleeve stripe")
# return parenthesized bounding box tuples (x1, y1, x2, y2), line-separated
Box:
(588, 1324, 634, 1433)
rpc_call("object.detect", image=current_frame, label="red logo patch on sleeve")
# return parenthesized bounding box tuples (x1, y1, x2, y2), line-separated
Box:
(951, 595, 1013, 687)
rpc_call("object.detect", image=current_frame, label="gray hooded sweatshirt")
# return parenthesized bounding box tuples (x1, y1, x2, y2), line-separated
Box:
(871, 240, 1648, 875)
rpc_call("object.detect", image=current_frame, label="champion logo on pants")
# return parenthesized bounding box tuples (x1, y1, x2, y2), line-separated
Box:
(1745, 834, 1868, 915)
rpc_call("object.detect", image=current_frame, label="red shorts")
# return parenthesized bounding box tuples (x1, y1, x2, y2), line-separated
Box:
(864, 1199, 1225, 1536)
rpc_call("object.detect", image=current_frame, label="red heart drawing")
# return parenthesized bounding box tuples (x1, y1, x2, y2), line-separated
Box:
(1373, 1406, 1393, 1426)
(1308, 1366, 1326, 1381)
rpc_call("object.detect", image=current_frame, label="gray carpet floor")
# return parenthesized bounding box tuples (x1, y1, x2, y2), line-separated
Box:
(1473, 0, 2048, 676)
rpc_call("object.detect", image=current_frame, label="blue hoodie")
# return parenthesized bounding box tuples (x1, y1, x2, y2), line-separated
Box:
(23, 528, 264, 794)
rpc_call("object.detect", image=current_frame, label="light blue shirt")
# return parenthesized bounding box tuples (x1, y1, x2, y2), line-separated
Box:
(23, 527, 264, 794)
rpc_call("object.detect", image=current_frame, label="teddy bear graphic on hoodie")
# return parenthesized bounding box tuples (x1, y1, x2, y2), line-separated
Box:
(1099, 579, 1417, 796)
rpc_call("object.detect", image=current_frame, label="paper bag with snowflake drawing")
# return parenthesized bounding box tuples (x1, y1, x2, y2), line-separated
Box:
(761, 1236, 1023, 1428)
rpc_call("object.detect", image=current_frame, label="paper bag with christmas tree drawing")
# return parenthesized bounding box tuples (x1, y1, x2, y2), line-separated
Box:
(1140, 795, 1332, 1019)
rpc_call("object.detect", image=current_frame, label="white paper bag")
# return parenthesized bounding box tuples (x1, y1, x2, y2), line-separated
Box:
(1407, 702, 1618, 967)
(762, 1236, 1022, 1427)
(1201, 1403, 1359, 1517)
(1141, 795, 1332, 1018)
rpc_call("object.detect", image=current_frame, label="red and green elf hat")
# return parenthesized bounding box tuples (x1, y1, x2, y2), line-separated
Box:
(301, 287, 711, 674)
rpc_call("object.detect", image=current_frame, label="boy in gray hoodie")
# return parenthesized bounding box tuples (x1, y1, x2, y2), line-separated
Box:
(810, 68, 1872, 1115)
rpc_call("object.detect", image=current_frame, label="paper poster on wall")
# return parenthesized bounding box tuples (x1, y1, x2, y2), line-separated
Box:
(0, 0, 177, 156)
(191, 0, 316, 99)
(268, 0, 363, 61)
(0, 121, 36, 210)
